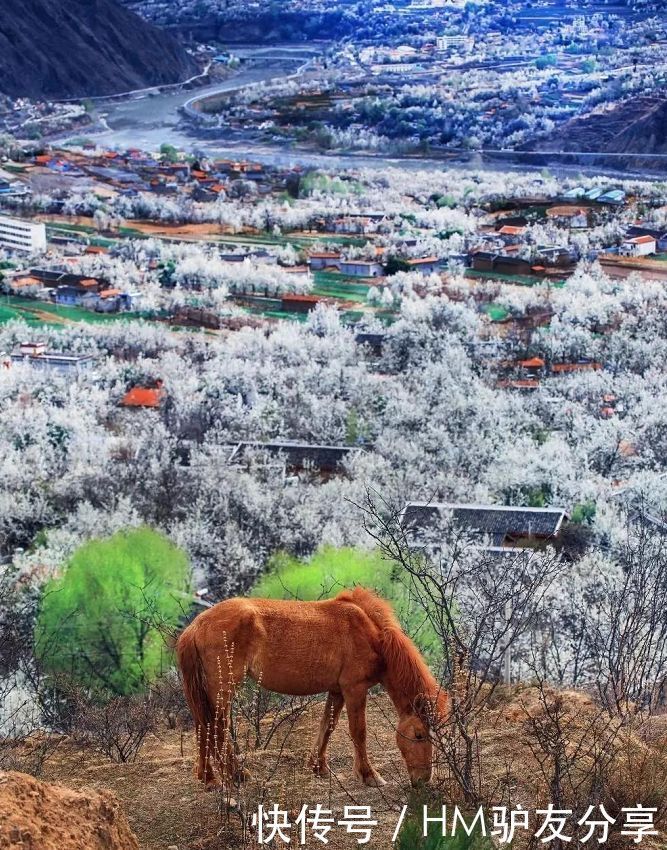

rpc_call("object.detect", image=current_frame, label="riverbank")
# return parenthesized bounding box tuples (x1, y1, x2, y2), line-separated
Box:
(63, 45, 667, 184)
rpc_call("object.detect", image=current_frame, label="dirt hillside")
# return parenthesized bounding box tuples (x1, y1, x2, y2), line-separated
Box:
(0, 770, 139, 850)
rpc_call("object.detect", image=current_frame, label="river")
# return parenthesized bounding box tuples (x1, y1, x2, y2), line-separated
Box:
(90, 47, 664, 183)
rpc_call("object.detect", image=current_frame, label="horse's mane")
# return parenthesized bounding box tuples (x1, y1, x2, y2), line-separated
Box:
(336, 586, 447, 723)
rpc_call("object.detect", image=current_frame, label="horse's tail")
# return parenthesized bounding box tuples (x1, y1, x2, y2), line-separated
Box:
(176, 623, 212, 731)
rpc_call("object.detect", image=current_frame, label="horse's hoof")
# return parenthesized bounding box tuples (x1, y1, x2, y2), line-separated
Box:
(357, 770, 387, 787)
(311, 761, 331, 778)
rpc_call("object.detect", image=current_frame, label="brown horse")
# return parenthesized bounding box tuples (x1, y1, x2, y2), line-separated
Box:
(177, 586, 448, 788)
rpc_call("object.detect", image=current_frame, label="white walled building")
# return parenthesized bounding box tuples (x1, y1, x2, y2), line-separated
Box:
(0, 215, 47, 254)
(436, 35, 474, 52)
(619, 235, 657, 258)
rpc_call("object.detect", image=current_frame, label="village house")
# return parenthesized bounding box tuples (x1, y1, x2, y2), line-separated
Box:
(545, 206, 588, 228)
(280, 293, 322, 313)
(471, 251, 533, 276)
(626, 225, 667, 252)
(551, 360, 602, 374)
(404, 256, 442, 274)
(54, 278, 105, 306)
(339, 259, 384, 278)
(619, 234, 657, 258)
(355, 331, 386, 355)
(120, 381, 166, 409)
(1, 272, 45, 296)
(534, 245, 578, 267)
(10, 341, 96, 374)
(497, 224, 527, 244)
(401, 502, 569, 552)
(228, 441, 363, 476)
(0, 215, 47, 254)
(307, 252, 341, 271)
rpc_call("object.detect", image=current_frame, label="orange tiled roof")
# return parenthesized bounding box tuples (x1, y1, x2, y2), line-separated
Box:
(282, 293, 321, 303)
(552, 362, 602, 373)
(11, 276, 41, 288)
(120, 387, 164, 408)
(497, 378, 540, 390)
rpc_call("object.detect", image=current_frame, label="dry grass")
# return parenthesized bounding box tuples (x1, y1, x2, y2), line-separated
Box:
(42, 693, 407, 849)
(32, 685, 667, 849)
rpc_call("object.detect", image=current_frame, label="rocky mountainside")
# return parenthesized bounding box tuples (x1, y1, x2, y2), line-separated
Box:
(525, 94, 667, 168)
(611, 97, 667, 156)
(0, 0, 197, 99)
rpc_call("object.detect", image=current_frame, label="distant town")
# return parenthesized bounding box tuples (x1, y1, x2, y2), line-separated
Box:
(1, 138, 667, 337)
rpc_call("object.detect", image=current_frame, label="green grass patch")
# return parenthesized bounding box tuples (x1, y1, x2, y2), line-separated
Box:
(45, 221, 96, 234)
(484, 303, 510, 322)
(466, 269, 543, 286)
(312, 283, 370, 302)
(3, 296, 143, 326)
(0, 302, 47, 326)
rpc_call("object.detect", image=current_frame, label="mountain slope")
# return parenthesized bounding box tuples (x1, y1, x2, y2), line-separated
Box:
(611, 97, 667, 156)
(0, 0, 197, 99)
(527, 94, 667, 161)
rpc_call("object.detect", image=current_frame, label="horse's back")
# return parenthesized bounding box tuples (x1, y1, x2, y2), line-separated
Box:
(189, 595, 383, 696)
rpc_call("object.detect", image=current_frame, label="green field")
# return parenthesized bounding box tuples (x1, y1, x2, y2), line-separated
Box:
(466, 269, 564, 287)
(312, 282, 370, 302)
(0, 296, 143, 327)
(484, 303, 511, 322)
(0, 301, 48, 327)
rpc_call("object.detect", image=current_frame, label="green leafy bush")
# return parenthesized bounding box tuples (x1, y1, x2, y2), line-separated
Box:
(35, 527, 192, 696)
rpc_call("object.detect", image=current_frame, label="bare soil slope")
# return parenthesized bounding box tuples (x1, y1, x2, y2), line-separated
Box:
(0, 770, 139, 850)
(529, 94, 667, 163)
(28, 686, 667, 849)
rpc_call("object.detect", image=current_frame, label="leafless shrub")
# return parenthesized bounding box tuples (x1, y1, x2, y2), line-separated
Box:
(71, 690, 158, 763)
(151, 670, 191, 730)
(357, 488, 566, 806)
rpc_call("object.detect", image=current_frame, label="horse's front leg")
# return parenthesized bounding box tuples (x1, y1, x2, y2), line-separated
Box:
(309, 690, 344, 777)
(342, 686, 386, 787)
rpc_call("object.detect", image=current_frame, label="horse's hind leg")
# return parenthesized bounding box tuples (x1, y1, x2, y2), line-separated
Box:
(309, 690, 344, 777)
(211, 687, 247, 783)
(210, 664, 251, 784)
(197, 720, 217, 787)
(342, 686, 386, 787)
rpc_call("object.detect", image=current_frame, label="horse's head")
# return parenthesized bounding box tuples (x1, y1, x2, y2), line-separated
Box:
(396, 691, 448, 787)
(396, 712, 433, 786)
